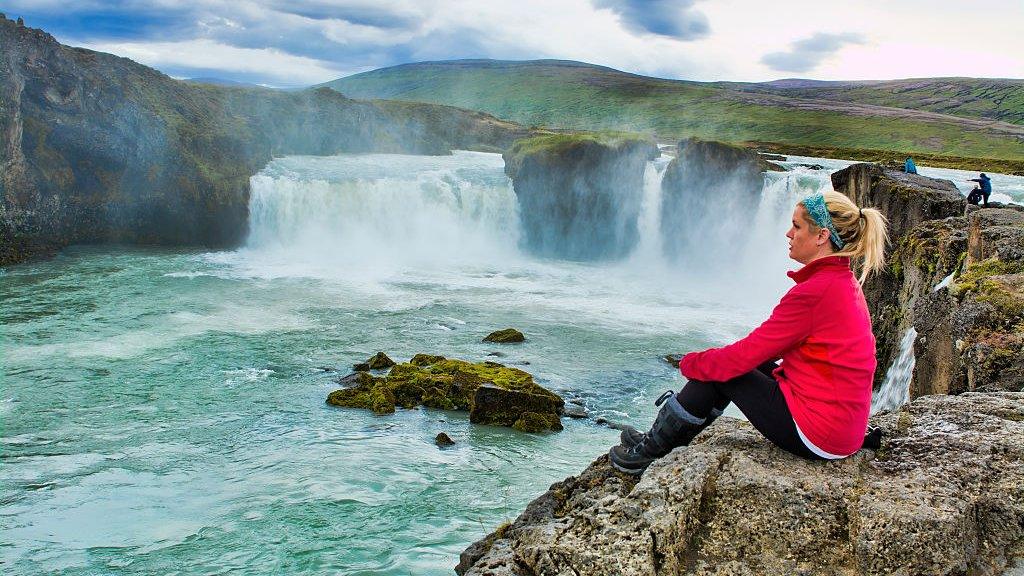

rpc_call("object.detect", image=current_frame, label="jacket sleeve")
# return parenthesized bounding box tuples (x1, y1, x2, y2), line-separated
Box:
(679, 285, 821, 382)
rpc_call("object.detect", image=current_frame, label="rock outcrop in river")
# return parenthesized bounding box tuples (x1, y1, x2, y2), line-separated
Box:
(503, 133, 658, 260)
(327, 355, 564, 432)
(0, 17, 530, 265)
(457, 392, 1024, 575)
(832, 164, 1023, 395)
(659, 137, 783, 264)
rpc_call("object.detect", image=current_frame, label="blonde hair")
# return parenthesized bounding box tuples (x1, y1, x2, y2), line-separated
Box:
(803, 191, 889, 284)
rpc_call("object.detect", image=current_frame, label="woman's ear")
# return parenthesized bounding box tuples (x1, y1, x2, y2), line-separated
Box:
(817, 227, 831, 246)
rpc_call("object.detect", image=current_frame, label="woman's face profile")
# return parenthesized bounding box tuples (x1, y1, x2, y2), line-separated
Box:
(786, 205, 827, 264)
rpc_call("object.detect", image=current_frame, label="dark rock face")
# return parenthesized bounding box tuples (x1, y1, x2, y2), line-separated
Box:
(0, 20, 529, 265)
(435, 432, 456, 447)
(503, 133, 659, 261)
(458, 393, 1024, 576)
(832, 164, 968, 389)
(659, 138, 780, 265)
(471, 384, 563, 432)
(831, 163, 965, 245)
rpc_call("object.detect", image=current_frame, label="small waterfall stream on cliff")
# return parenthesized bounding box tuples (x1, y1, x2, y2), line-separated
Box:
(2, 152, 844, 576)
(871, 327, 918, 414)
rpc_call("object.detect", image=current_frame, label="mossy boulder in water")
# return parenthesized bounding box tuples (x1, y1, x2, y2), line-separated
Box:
(472, 385, 563, 431)
(483, 328, 525, 343)
(326, 356, 564, 432)
(365, 352, 396, 370)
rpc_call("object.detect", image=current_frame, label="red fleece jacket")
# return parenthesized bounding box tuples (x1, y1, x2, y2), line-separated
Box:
(679, 256, 876, 456)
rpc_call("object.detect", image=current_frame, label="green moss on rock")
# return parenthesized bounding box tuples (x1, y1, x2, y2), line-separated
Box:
(483, 328, 526, 343)
(326, 355, 563, 432)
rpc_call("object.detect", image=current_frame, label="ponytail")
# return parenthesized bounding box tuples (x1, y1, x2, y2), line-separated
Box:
(815, 191, 889, 284)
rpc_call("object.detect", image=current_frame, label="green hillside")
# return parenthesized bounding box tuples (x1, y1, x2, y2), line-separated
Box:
(723, 78, 1024, 126)
(324, 60, 1024, 164)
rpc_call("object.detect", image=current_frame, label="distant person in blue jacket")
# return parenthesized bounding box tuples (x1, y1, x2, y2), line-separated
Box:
(904, 157, 917, 174)
(968, 173, 992, 206)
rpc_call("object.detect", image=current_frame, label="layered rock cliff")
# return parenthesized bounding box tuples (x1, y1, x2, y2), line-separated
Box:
(660, 138, 783, 264)
(832, 164, 1023, 395)
(0, 17, 529, 265)
(502, 133, 658, 260)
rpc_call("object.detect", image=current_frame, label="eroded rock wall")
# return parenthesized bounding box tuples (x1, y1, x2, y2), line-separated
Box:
(831, 163, 1023, 396)
(502, 133, 659, 261)
(659, 137, 781, 264)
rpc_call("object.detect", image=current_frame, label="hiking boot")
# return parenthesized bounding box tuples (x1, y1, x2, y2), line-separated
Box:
(609, 391, 706, 475)
(619, 406, 723, 448)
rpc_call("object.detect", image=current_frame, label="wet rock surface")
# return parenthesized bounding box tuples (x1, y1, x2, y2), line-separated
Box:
(833, 164, 1023, 396)
(458, 393, 1024, 576)
(326, 356, 564, 432)
(660, 138, 782, 265)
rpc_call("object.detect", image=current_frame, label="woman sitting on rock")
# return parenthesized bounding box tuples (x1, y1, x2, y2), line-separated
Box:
(610, 191, 888, 474)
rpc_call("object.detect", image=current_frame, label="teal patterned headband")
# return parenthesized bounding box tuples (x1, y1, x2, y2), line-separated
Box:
(801, 194, 845, 250)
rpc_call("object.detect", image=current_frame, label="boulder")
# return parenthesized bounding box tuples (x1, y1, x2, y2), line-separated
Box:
(326, 356, 564, 432)
(458, 393, 1024, 576)
(471, 384, 564, 431)
(435, 432, 456, 447)
(337, 371, 374, 387)
(365, 351, 396, 370)
(659, 138, 781, 265)
(483, 328, 526, 343)
(503, 132, 659, 261)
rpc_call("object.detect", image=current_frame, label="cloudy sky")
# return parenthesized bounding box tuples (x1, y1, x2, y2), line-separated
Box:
(4, 0, 1023, 87)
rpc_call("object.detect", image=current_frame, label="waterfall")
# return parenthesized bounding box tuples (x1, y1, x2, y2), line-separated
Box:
(632, 155, 671, 264)
(245, 152, 521, 269)
(871, 327, 917, 414)
(241, 153, 835, 285)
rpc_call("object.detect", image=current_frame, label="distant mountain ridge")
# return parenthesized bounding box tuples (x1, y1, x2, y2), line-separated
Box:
(323, 60, 1024, 162)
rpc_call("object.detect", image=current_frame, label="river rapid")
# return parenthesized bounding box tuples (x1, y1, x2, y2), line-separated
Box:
(2, 151, 1021, 574)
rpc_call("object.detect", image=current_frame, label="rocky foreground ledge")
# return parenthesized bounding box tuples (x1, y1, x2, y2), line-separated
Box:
(457, 392, 1024, 576)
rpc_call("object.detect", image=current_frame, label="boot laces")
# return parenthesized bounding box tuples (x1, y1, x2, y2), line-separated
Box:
(654, 390, 675, 406)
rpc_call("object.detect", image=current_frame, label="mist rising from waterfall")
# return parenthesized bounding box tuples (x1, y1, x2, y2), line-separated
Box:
(245, 152, 521, 273)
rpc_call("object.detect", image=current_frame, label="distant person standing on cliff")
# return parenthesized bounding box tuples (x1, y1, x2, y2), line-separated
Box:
(904, 157, 917, 174)
(969, 173, 992, 206)
(610, 192, 889, 474)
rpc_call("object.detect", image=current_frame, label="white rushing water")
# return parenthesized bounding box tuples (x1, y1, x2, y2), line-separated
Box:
(871, 327, 918, 414)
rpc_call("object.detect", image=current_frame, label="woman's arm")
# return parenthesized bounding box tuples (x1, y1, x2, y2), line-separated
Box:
(680, 286, 821, 382)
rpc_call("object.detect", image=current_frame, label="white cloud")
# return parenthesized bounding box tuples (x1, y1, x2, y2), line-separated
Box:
(80, 38, 348, 85)
(32, 0, 1024, 84)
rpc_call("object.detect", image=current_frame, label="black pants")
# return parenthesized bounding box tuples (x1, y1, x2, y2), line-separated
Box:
(675, 362, 824, 460)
